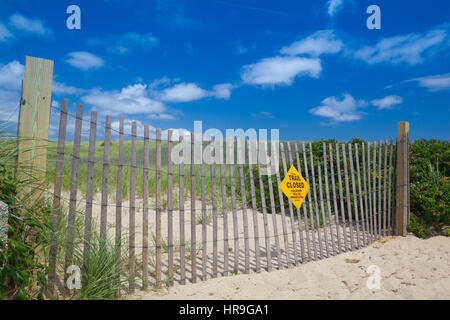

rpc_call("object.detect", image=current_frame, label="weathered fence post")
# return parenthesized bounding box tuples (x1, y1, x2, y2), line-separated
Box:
(396, 122, 410, 236)
(17, 56, 54, 199)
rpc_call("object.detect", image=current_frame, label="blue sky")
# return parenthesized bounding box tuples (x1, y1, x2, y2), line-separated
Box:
(0, 0, 449, 141)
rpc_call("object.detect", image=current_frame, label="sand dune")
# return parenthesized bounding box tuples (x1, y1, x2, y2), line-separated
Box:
(127, 235, 450, 300)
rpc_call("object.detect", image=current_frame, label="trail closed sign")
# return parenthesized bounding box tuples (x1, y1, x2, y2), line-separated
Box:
(279, 165, 310, 210)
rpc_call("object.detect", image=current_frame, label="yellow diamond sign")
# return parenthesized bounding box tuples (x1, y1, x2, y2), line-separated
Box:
(279, 165, 310, 210)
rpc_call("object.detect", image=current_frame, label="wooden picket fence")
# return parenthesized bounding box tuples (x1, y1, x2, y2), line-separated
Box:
(45, 99, 405, 294)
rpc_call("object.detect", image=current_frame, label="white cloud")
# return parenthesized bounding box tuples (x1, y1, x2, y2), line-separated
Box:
(280, 30, 343, 57)
(89, 32, 159, 55)
(65, 51, 105, 71)
(309, 93, 368, 122)
(8, 12, 52, 37)
(162, 128, 191, 141)
(212, 83, 233, 99)
(371, 95, 403, 110)
(327, 0, 344, 18)
(0, 61, 24, 121)
(111, 118, 148, 138)
(0, 22, 13, 42)
(82, 84, 168, 118)
(406, 73, 450, 91)
(158, 82, 209, 102)
(148, 113, 177, 120)
(52, 81, 85, 95)
(241, 56, 322, 86)
(354, 27, 448, 65)
(251, 111, 274, 119)
(0, 60, 24, 90)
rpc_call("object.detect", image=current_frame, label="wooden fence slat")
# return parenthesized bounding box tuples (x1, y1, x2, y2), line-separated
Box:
(100, 116, 112, 240)
(348, 144, 361, 248)
(361, 144, 371, 245)
(301, 143, 318, 260)
(63, 104, 83, 287)
(367, 143, 374, 242)
(247, 139, 261, 271)
(83, 111, 97, 274)
(237, 138, 250, 273)
(179, 134, 186, 284)
(323, 143, 337, 255)
(228, 137, 240, 274)
(387, 138, 394, 236)
(280, 142, 298, 265)
(265, 140, 283, 269)
(287, 142, 306, 262)
(219, 136, 230, 276)
(342, 143, 355, 250)
(200, 135, 208, 281)
(167, 130, 174, 285)
(210, 136, 218, 278)
(48, 99, 68, 292)
(190, 132, 197, 283)
(354, 144, 367, 246)
(129, 121, 136, 292)
(383, 139, 388, 236)
(274, 142, 292, 267)
(328, 144, 342, 254)
(142, 125, 149, 289)
(155, 128, 162, 287)
(335, 143, 348, 251)
(317, 162, 330, 256)
(257, 140, 272, 271)
(309, 142, 325, 258)
(115, 116, 124, 288)
(372, 141, 378, 239)
(378, 141, 382, 238)
(294, 143, 312, 261)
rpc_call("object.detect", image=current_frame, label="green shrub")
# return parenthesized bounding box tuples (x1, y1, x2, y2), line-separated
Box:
(410, 139, 449, 236)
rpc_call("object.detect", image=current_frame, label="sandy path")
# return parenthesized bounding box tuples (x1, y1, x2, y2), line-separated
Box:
(127, 235, 450, 300)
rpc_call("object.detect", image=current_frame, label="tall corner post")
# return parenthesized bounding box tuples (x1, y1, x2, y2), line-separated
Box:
(17, 56, 54, 199)
(396, 121, 410, 236)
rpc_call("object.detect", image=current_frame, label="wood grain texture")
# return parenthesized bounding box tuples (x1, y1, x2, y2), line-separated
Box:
(190, 132, 197, 282)
(335, 144, 348, 251)
(210, 136, 219, 278)
(83, 111, 97, 272)
(64, 104, 83, 287)
(309, 142, 325, 258)
(247, 139, 261, 271)
(342, 143, 355, 250)
(219, 137, 230, 275)
(265, 140, 283, 269)
(302, 143, 318, 260)
(155, 128, 162, 287)
(18, 56, 54, 197)
(129, 122, 136, 292)
(179, 134, 186, 284)
(237, 138, 250, 273)
(167, 130, 174, 285)
(142, 125, 150, 289)
(322, 143, 336, 255)
(100, 116, 111, 240)
(115, 117, 124, 283)
(228, 137, 240, 274)
(48, 99, 68, 292)
(328, 144, 342, 254)
(257, 140, 272, 271)
(287, 142, 306, 262)
(279, 142, 298, 265)
(294, 142, 311, 261)
(348, 144, 361, 248)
